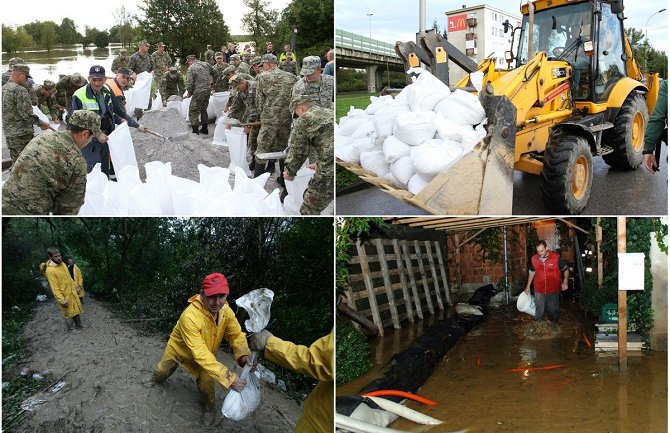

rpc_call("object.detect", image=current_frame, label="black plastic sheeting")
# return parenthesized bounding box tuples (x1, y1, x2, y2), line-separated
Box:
(338, 284, 498, 414)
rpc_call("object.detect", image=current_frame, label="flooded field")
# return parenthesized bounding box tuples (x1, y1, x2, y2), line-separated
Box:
(338, 303, 667, 433)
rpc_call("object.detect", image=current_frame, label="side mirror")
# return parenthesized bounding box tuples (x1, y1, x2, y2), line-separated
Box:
(505, 50, 514, 63)
(611, 0, 624, 14)
(503, 19, 511, 34)
(583, 40, 595, 56)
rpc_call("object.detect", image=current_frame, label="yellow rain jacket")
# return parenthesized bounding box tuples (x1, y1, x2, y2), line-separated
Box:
(71, 264, 85, 298)
(44, 259, 83, 319)
(163, 295, 251, 388)
(264, 329, 334, 433)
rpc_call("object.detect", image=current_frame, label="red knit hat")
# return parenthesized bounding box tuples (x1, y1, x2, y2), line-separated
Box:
(202, 273, 230, 296)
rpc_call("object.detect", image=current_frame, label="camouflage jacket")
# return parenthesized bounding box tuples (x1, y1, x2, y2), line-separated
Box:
(187, 61, 217, 94)
(278, 60, 298, 75)
(236, 62, 251, 75)
(151, 51, 172, 77)
(255, 67, 298, 125)
(2, 69, 11, 85)
(292, 75, 334, 109)
(285, 106, 334, 177)
(2, 131, 87, 215)
(160, 71, 186, 102)
(111, 55, 129, 73)
(205, 49, 216, 65)
(2, 80, 39, 138)
(56, 75, 88, 108)
(228, 80, 259, 123)
(213, 62, 231, 92)
(35, 85, 60, 119)
(128, 52, 154, 74)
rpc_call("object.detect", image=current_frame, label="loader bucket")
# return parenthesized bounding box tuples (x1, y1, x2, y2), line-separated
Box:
(477, 85, 517, 214)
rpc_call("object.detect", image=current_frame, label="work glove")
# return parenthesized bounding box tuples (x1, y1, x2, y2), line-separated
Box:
(249, 329, 273, 352)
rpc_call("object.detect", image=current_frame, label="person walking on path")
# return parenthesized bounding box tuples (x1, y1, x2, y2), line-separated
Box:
(44, 247, 84, 330)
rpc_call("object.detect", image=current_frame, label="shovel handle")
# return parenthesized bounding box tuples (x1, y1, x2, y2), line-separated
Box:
(145, 129, 167, 139)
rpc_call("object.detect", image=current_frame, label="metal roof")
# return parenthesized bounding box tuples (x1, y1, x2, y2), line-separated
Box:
(385, 217, 553, 232)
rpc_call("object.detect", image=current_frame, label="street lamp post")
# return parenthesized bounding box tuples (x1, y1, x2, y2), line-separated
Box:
(644, 8, 666, 73)
(367, 13, 373, 53)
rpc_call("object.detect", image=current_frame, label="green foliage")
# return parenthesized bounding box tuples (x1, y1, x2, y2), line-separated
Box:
(625, 27, 668, 77)
(138, 0, 231, 58)
(335, 91, 374, 120)
(335, 322, 371, 385)
(242, 0, 280, 52)
(275, 0, 333, 58)
(2, 25, 34, 55)
(336, 68, 367, 93)
(336, 165, 362, 191)
(59, 18, 80, 45)
(336, 218, 386, 291)
(581, 218, 667, 344)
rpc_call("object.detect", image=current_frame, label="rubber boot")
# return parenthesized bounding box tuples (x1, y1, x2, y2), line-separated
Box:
(65, 319, 74, 331)
(248, 159, 256, 171)
(277, 160, 286, 186)
(200, 124, 208, 134)
(253, 162, 266, 178)
(192, 125, 199, 134)
(265, 159, 276, 174)
(200, 407, 216, 427)
(73, 315, 83, 329)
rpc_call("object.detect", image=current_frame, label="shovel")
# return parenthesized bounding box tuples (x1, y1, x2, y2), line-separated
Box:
(145, 128, 188, 142)
(256, 147, 288, 160)
(224, 118, 262, 128)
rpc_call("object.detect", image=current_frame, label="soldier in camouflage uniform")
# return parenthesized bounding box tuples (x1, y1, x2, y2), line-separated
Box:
(160, 67, 186, 106)
(185, 54, 217, 134)
(250, 56, 263, 77)
(205, 45, 216, 65)
(254, 54, 298, 177)
(283, 95, 334, 215)
(151, 42, 172, 93)
(111, 48, 129, 73)
(55, 73, 88, 118)
(292, 56, 334, 109)
(228, 75, 260, 170)
(3, 64, 49, 164)
(230, 54, 251, 75)
(128, 40, 154, 110)
(278, 52, 299, 75)
(2, 57, 24, 85)
(2, 110, 102, 215)
(223, 66, 253, 122)
(35, 80, 61, 122)
(213, 53, 231, 92)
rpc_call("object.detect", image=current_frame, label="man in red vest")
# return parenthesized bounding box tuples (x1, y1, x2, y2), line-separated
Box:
(524, 240, 569, 325)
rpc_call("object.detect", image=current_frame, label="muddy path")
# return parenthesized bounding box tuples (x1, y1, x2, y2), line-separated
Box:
(16, 297, 301, 433)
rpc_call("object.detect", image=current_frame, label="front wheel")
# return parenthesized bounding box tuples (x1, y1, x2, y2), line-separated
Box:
(602, 93, 648, 169)
(541, 134, 593, 214)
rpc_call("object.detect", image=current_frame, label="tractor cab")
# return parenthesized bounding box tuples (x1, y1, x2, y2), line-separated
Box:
(511, 0, 627, 103)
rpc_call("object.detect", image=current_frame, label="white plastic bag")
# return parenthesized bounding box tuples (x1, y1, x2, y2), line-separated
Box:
(212, 113, 229, 145)
(207, 91, 230, 119)
(410, 138, 464, 177)
(390, 155, 415, 185)
(382, 135, 410, 163)
(393, 111, 437, 146)
(126, 72, 152, 113)
(107, 122, 139, 175)
(408, 172, 433, 194)
(225, 127, 251, 176)
(236, 288, 275, 333)
(221, 362, 261, 420)
(360, 150, 390, 177)
(434, 89, 486, 126)
(283, 166, 315, 214)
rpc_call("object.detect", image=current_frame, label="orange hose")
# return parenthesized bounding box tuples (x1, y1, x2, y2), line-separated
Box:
(506, 364, 567, 373)
(361, 390, 438, 406)
(583, 333, 593, 349)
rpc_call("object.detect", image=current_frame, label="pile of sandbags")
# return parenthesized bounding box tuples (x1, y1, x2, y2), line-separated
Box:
(336, 68, 487, 194)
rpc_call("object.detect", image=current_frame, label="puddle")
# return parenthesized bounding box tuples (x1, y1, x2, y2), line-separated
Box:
(338, 303, 667, 433)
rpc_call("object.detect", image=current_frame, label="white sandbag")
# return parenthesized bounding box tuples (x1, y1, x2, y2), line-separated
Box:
(102, 180, 130, 215)
(434, 89, 486, 126)
(145, 161, 172, 180)
(32, 106, 59, 135)
(166, 99, 182, 112)
(261, 189, 284, 215)
(382, 135, 410, 163)
(383, 171, 405, 188)
(116, 165, 142, 185)
(207, 91, 230, 118)
(205, 178, 234, 198)
(392, 111, 437, 146)
(337, 116, 368, 137)
(408, 67, 452, 94)
(145, 161, 174, 214)
(365, 95, 393, 115)
(433, 112, 474, 143)
(410, 138, 464, 177)
(408, 172, 433, 194)
(198, 164, 230, 189)
(79, 164, 108, 215)
(405, 67, 451, 112)
(338, 136, 376, 164)
(169, 176, 202, 215)
(373, 101, 410, 137)
(335, 140, 357, 163)
(225, 127, 251, 176)
(252, 172, 270, 189)
(394, 85, 411, 104)
(150, 90, 162, 111)
(236, 288, 274, 333)
(221, 361, 261, 420)
(126, 72, 152, 113)
(212, 113, 229, 145)
(219, 191, 262, 215)
(127, 183, 163, 215)
(470, 71, 484, 92)
(283, 166, 315, 214)
(107, 122, 138, 175)
(390, 155, 415, 185)
(461, 123, 487, 153)
(181, 97, 192, 120)
(360, 150, 390, 177)
(349, 119, 377, 141)
(233, 167, 267, 199)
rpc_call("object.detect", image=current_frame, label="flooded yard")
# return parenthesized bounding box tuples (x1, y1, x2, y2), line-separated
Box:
(338, 303, 667, 433)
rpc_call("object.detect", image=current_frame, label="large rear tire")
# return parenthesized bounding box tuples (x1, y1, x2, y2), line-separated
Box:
(602, 93, 648, 169)
(541, 134, 593, 214)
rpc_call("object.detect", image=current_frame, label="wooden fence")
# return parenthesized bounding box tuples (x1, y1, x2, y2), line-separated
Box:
(346, 237, 452, 336)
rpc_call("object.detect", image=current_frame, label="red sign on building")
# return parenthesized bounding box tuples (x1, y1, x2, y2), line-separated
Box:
(448, 14, 468, 32)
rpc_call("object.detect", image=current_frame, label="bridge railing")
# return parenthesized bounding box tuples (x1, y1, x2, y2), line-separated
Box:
(336, 29, 398, 57)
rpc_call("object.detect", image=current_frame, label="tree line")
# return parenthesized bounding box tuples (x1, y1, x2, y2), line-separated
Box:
(2, 0, 333, 60)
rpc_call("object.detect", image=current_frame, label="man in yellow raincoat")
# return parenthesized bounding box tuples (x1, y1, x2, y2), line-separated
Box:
(250, 328, 334, 433)
(44, 247, 83, 330)
(152, 273, 252, 426)
(67, 258, 85, 302)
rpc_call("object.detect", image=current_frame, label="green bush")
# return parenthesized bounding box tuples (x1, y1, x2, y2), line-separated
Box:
(336, 322, 371, 386)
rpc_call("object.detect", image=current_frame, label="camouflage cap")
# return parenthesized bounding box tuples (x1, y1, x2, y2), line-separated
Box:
(157, 42, 166, 47)
(186, 54, 197, 62)
(222, 65, 236, 76)
(229, 74, 246, 88)
(71, 73, 87, 86)
(43, 79, 56, 90)
(117, 67, 132, 77)
(261, 53, 277, 64)
(289, 94, 313, 113)
(168, 66, 178, 73)
(230, 53, 240, 61)
(138, 39, 150, 46)
(12, 64, 30, 76)
(250, 56, 262, 66)
(119, 48, 127, 54)
(8, 57, 25, 67)
(69, 110, 103, 139)
(215, 52, 223, 59)
(300, 56, 321, 75)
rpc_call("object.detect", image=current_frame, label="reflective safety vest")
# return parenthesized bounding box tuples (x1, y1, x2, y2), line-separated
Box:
(73, 85, 107, 114)
(105, 78, 123, 98)
(531, 251, 563, 294)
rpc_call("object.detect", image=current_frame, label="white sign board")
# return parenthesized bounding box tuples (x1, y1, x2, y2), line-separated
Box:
(618, 253, 645, 291)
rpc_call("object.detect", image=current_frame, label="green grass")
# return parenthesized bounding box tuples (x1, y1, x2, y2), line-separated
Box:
(336, 92, 375, 121)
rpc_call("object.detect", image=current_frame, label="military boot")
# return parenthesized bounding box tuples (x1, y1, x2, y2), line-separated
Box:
(265, 160, 276, 174)
(200, 124, 208, 134)
(253, 162, 266, 178)
(192, 125, 199, 134)
(248, 159, 256, 171)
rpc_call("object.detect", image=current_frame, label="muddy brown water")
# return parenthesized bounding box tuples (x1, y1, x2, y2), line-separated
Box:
(338, 304, 667, 433)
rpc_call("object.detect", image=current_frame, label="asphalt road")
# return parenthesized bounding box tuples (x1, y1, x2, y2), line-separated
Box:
(336, 157, 668, 215)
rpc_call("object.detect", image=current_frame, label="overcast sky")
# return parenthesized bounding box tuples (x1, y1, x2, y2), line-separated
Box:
(335, 0, 669, 52)
(1, 0, 291, 36)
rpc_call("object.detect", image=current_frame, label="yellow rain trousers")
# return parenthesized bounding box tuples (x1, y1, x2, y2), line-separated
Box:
(72, 264, 85, 298)
(264, 329, 334, 433)
(44, 259, 83, 319)
(153, 295, 251, 408)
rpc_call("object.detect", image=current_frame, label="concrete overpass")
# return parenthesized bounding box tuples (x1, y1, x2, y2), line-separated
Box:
(336, 29, 405, 92)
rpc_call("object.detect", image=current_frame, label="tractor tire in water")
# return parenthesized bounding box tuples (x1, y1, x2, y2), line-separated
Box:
(602, 93, 648, 169)
(541, 134, 593, 214)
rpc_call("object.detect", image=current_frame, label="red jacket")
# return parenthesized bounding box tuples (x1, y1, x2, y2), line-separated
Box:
(531, 251, 564, 294)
